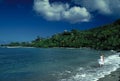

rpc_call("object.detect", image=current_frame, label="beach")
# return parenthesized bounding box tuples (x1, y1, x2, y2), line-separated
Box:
(98, 66, 120, 81)
(0, 48, 120, 81)
(98, 52, 120, 81)
(0, 48, 112, 81)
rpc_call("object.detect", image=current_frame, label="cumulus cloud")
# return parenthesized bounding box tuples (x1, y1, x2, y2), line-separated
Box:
(73, 0, 120, 16)
(33, 0, 91, 23)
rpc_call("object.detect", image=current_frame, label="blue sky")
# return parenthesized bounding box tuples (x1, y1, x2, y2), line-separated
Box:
(0, 0, 120, 43)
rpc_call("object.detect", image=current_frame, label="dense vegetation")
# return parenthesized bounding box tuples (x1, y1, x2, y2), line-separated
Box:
(1, 19, 120, 51)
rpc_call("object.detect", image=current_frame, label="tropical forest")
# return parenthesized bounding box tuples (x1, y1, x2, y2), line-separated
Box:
(1, 19, 120, 51)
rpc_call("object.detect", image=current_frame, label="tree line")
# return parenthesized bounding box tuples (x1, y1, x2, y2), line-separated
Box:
(1, 19, 120, 51)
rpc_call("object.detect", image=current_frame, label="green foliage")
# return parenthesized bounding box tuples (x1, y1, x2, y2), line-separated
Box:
(3, 19, 120, 51)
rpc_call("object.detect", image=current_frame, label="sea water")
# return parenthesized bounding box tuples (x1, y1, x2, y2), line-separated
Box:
(0, 48, 120, 81)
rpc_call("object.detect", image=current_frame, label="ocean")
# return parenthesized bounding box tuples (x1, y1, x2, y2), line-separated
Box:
(0, 48, 120, 81)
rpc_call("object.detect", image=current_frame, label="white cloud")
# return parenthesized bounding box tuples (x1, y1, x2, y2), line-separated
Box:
(63, 7, 90, 23)
(94, 0, 111, 14)
(33, 0, 91, 23)
(73, 0, 120, 16)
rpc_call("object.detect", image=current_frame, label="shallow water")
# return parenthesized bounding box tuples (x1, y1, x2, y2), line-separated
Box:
(0, 48, 117, 81)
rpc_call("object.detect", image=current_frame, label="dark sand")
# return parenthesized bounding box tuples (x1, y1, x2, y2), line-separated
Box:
(98, 68, 120, 81)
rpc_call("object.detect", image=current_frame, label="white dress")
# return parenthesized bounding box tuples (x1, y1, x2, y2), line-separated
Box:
(98, 56, 104, 65)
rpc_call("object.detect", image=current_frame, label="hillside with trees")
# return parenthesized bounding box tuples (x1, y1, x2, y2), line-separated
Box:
(2, 19, 120, 51)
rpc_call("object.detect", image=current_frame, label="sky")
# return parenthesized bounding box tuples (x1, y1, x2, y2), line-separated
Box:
(0, 0, 120, 43)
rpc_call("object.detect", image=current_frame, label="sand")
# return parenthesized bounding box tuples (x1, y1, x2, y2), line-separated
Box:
(97, 68, 120, 81)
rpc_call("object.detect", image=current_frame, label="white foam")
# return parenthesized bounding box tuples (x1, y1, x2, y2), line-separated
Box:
(60, 53, 120, 81)
(65, 70, 71, 74)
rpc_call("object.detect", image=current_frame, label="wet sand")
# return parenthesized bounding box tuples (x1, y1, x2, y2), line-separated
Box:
(98, 68, 120, 81)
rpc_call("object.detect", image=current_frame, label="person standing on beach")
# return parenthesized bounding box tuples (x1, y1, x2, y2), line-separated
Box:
(98, 54, 104, 67)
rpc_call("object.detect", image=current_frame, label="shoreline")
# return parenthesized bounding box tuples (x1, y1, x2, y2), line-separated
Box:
(97, 53, 120, 81)
(0, 46, 35, 48)
(0, 46, 119, 52)
(0, 47, 120, 81)
(97, 67, 120, 81)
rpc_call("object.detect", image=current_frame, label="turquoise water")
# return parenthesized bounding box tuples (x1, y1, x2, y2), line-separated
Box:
(0, 48, 119, 81)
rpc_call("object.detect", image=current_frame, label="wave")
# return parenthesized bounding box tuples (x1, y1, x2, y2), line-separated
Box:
(60, 53, 120, 81)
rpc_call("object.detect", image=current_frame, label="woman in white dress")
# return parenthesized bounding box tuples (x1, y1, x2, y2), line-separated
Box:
(98, 54, 104, 67)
